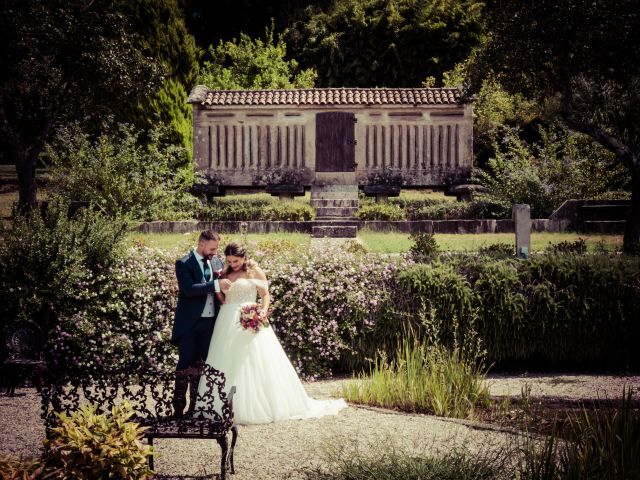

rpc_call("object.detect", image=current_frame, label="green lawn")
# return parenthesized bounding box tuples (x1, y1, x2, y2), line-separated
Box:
(128, 231, 312, 255)
(358, 231, 623, 253)
(128, 231, 623, 255)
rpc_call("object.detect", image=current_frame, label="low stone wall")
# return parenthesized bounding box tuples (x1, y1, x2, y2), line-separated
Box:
(134, 218, 570, 234)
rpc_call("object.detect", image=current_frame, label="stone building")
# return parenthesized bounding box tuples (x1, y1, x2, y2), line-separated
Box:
(188, 86, 473, 189)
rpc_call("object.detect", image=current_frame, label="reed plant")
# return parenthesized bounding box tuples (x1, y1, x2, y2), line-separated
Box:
(341, 334, 490, 419)
(517, 387, 640, 480)
(300, 449, 500, 480)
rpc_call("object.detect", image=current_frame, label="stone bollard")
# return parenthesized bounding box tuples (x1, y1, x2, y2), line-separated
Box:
(513, 204, 531, 259)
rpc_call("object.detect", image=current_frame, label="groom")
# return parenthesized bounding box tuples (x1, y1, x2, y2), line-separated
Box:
(171, 229, 224, 417)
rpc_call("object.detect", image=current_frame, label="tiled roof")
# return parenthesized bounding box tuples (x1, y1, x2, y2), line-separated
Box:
(197, 87, 463, 107)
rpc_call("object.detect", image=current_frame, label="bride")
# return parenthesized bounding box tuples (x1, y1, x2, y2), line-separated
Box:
(197, 242, 347, 424)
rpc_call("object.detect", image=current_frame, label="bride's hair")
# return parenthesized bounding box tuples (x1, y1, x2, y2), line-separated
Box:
(223, 242, 256, 276)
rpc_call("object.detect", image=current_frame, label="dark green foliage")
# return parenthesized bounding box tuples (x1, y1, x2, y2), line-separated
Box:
(118, 0, 198, 85)
(518, 388, 640, 480)
(390, 254, 640, 369)
(46, 124, 198, 221)
(179, 0, 330, 48)
(408, 199, 510, 220)
(198, 24, 316, 90)
(0, 0, 162, 209)
(393, 262, 473, 348)
(467, 0, 640, 252)
(548, 239, 587, 255)
(0, 201, 128, 332)
(409, 232, 439, 262)
(474, 126, 629, 218)
(112, 0, 199, 158)
(478, 243, 514, 258)
(198, 198, 314, 221)
(287, 0, 483, 87)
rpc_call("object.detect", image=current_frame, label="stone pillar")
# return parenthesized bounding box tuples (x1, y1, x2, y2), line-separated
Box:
(513, 204, 531, 259)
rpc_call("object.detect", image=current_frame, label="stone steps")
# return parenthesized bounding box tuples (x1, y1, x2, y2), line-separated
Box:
(315, 206, 358, 218)
(310, 198, 359, 208)
(311, 225, 358, 238)
(311, 184, 360, 227)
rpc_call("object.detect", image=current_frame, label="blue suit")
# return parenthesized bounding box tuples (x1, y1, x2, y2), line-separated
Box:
(171, 251, 223, 416)
(171, 251, 222, 346)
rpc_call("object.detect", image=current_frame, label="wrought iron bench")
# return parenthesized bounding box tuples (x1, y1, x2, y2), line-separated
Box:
(41, 363, 238, 479)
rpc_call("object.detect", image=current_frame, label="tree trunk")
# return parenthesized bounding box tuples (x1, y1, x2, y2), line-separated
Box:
(623, 163, 640, 254)
(15, 148, 39, 211)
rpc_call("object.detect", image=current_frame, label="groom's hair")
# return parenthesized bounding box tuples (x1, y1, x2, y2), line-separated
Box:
(198, 230, 220, 243)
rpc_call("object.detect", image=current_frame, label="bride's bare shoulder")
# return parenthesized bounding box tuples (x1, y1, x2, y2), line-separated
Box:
(247, 261, 267, 281)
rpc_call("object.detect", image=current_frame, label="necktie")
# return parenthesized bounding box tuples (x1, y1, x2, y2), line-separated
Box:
(202, 258, 211, 281)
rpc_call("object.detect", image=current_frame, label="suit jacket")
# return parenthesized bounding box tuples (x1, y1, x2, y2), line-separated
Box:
(171, 251, 223, 345)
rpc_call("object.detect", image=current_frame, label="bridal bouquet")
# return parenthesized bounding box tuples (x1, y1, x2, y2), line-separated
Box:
(239, 303, 270, 333)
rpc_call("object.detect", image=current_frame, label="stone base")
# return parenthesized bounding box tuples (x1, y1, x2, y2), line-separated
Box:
(311, 225, 357, 238)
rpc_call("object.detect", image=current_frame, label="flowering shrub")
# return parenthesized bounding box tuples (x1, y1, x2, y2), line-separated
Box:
(47, 245, 178, 378)
(364, 169, 404, 186)
(253, 245, 409, 379)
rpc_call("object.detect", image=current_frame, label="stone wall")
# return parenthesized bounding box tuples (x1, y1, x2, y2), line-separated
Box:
(134, 219, 558, 234)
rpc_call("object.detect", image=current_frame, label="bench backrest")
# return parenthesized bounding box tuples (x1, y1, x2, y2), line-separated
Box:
(41, 363, 234, 436)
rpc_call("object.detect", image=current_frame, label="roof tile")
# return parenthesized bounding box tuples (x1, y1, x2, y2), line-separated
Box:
(200, 87, 463, 107)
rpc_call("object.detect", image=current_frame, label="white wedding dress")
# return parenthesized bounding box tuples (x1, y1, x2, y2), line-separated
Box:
(197, 278, 347, 424)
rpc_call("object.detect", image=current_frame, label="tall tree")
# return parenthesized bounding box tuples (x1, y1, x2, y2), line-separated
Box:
(466, 0, 640, 252)
(118, 0, 200, 157)
(179, 0, 331, 48)
(286, 0, 484, 87)
(0, 0, 161, 210)
(198, 26, 316, 90)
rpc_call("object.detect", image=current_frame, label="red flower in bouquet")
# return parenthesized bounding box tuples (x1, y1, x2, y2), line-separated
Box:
(239, 303, 270, 333)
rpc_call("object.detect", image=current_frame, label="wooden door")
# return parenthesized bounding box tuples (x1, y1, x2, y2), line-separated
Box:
(315, 112, 356, 172)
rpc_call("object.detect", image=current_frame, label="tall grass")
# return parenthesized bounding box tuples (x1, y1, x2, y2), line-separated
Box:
(341, 338, 490, 419)
(518, 387, 640, 480)
(300, 449, 500, 480)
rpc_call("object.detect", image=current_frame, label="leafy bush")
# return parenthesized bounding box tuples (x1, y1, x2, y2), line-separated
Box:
(198, 197, 314, 221)
(548, 238, 587, 254)
(446, 254, 640, 367)
(474, 125, 630, 218)
(33, 238, 640, 381)
(262, 202, 314, 221)
(389, 197, 452, 210)
(0, 202, 128, 336)
(44, 402, 153, 479)
(0, 457, 50, 479)
(364, 169, 404, 186)
(198, 24, 316, 89)
(409, 199, 510, 220)
(409, 232, 439, 261)
(355, 203, 406, 221)
(47, 245, 177, 378)
(478, 243, 514, 257)
(46, 123, 197, 221)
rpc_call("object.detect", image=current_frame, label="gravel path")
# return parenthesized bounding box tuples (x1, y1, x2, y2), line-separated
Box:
(1, 373, 638, 479)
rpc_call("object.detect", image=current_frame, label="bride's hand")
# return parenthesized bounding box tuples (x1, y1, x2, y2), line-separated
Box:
(219, 279, 232, 291)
